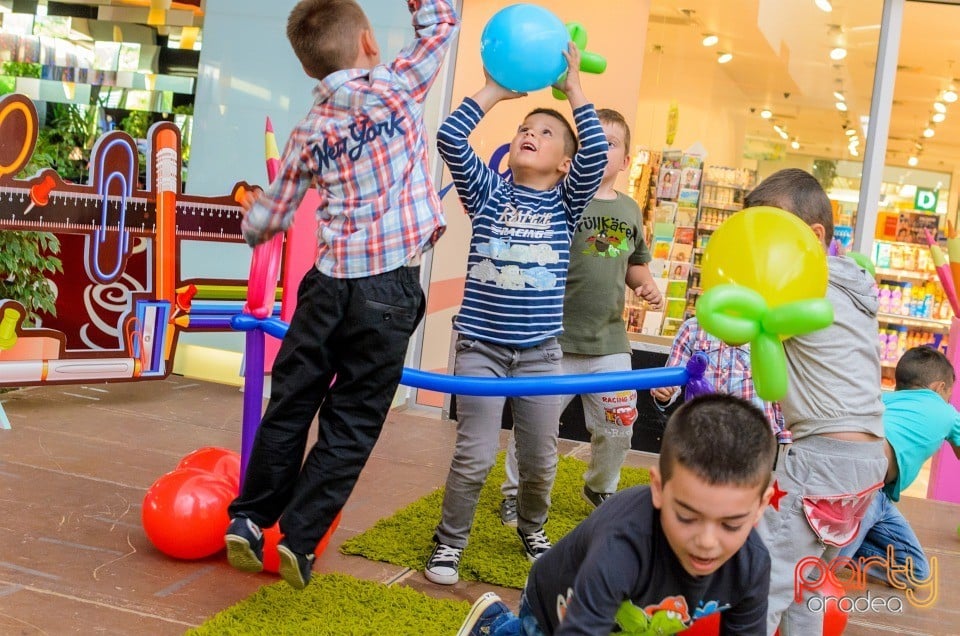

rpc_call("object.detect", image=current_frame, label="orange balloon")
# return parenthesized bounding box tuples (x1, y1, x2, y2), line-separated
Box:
(700, 206, 828, 308)
(260, 511, 343, 573)
(177, 447, 241, 490)
(142, 468, 235, 560)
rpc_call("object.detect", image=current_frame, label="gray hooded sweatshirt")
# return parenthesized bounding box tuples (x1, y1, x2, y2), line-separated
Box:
(781, 255, 885, 440)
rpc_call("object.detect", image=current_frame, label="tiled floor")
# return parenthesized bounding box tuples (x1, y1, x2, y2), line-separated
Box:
(0, 377, 957, 635)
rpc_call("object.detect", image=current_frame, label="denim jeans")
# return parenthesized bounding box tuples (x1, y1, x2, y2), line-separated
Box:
(837, 489, 930, 584)
(488, 592, 547, 636)
(435, 337, 562, 547)
(229, 266, 425, 554)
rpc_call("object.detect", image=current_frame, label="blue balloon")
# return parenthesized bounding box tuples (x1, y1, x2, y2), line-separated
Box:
(480, 4, 570, 93)
(243, 317, 705, 396)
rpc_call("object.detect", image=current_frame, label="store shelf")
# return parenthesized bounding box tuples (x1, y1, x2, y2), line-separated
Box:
(877, 312, 951, 330)
(699, 202, 742, 212)
(697, 223, 721, 231)
(875, 267, 936, 280)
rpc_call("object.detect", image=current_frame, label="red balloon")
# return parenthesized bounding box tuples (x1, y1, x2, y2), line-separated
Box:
(260, 511, 343, 574)
(177, 447, 241, 490)
(681, 611, 720, 634)
(142, 468, 236, 560)
(820, 577, 849, 636)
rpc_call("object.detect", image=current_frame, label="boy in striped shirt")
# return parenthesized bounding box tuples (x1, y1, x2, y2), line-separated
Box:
(425, 43, 608, 585)
(225, 0, 458, 590)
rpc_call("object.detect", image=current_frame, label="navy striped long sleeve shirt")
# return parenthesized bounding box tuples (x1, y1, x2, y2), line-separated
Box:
(437, 97, 607, 347)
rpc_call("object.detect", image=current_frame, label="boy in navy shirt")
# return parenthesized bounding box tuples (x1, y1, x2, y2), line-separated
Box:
(458, 394, 775, 635)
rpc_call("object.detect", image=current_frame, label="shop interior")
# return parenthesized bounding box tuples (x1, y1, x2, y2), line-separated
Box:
(2, 0, 959, 476)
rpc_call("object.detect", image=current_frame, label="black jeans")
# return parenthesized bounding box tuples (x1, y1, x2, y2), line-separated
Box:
(228, 266, 425, 553)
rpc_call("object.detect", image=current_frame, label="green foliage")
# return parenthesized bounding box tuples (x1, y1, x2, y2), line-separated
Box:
(1, 61, 42, 78)
(20, 103, 97, 182)
(812, 159, 838, 193)
(119, 110, 150, 140)
(0, 231, 62, 326)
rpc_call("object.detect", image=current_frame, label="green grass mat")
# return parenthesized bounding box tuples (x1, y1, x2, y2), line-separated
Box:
(187, 573, 469, 635)
(340, 453, 650, 589)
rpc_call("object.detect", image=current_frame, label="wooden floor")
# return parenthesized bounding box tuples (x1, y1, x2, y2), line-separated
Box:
(0, 377, 958, 635)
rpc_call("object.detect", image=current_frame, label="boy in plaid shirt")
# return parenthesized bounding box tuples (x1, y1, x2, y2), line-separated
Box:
(651, 316, 784, 433)
(225, 0, 458, 590)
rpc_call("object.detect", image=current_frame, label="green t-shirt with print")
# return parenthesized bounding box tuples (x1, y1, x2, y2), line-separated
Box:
(560, 192, 651, 356)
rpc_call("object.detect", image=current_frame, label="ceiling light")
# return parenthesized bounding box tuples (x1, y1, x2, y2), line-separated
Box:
(718, 52, 733, 64)
(944, 89, 958, 103)
(845, 129, 856, 136)
(833, 91, 845, 101)
(702, 34, 719, 47)
(778, 129, 789, 140)
(836, 101, 848, 111)
(850, 147, 859, 157)
(830, 47, 848, 61)
(932, 112, 946, 123)
(815, 0, 833, 12)
(923, 127, 936, 138)
(791, 139, 800, 150)
(934, 101, 947, 113)
(908, 156, 919, 167)
(760, 109, 772, 119)
(773, 124, 785, 135)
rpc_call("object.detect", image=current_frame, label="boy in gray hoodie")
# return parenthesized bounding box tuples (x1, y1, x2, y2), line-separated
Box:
(744, 169, 887, 635)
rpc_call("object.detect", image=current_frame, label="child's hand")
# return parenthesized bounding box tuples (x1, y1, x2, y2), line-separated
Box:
(238, 187, 263, 218)
(651, 386, 678, 403)
(472, 69, 527, 112)
(635, 282, 664, 311)
(554, 42, 584, 102)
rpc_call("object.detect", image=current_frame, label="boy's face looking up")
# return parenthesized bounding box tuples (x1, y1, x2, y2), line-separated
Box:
(600, 121, 629, 185)
(650, 462, 771, 578)
(508, 113, 574, 187)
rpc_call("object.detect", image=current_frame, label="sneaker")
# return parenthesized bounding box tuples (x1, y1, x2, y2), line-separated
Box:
(456, 591, 512, 636)
(517, 527, 551, 562)
(277, 540, 315, 590)
(499, 497, 518, 528)
(225, 516, 264, 573)
(581, 484, 613, 509)
(425, 542, 463, 585)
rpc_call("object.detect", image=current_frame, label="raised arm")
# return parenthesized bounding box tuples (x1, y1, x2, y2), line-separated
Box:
(557, 44, 607, 217)
(391, 0, 460, 102)
(435, 98, 498, 216)
(240, 131, 314, 247)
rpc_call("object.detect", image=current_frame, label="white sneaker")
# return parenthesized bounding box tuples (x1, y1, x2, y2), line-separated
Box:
(425, 542, 463, 585)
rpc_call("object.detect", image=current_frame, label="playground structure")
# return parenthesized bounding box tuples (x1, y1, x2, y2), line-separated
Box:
(0, 92, 267, 390)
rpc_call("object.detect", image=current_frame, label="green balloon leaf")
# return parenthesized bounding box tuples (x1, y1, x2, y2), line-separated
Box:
(751, 331, 789, 401)
(847, 251, 876, 277)
(695, 284, 767, 345)
(553, 22, 608, 100)
(762, 298, 834, 338)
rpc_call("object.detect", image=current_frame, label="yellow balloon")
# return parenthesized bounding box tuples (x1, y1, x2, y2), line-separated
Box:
(700, 206, 828, 307)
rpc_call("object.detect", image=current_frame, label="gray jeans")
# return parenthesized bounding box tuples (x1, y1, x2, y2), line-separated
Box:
(434, 336, 563, 547)
(502, 352, 636, 497)
(758, 435, 886, 635)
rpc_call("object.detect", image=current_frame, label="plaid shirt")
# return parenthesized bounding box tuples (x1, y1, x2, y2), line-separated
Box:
(661, 317, 784, 432)
(241, 0, 458, 278)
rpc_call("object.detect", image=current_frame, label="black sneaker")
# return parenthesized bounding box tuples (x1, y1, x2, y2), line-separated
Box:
(581, 485, 613, 509)
(456, 591, 512, 636)
(225, 516, 264, 573)
(499, 497, 518, 528)
(424, 541, 463, 585)
(277, 540, 315, 590)
(517, 527, 551, 562)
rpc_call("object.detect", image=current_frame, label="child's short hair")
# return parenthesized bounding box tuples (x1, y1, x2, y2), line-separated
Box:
(525, 108, 578, 158)
(895, 346, 955, 390)
(287, 0, 369, 80)
(596, 108, 630, 152)
(659, 394, 776, 492)
(744, 168, 834, 243)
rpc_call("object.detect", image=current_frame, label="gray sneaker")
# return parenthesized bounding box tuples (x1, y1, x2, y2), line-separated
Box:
(582, 484, 613, 509)
(499, 497, 518, 527)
